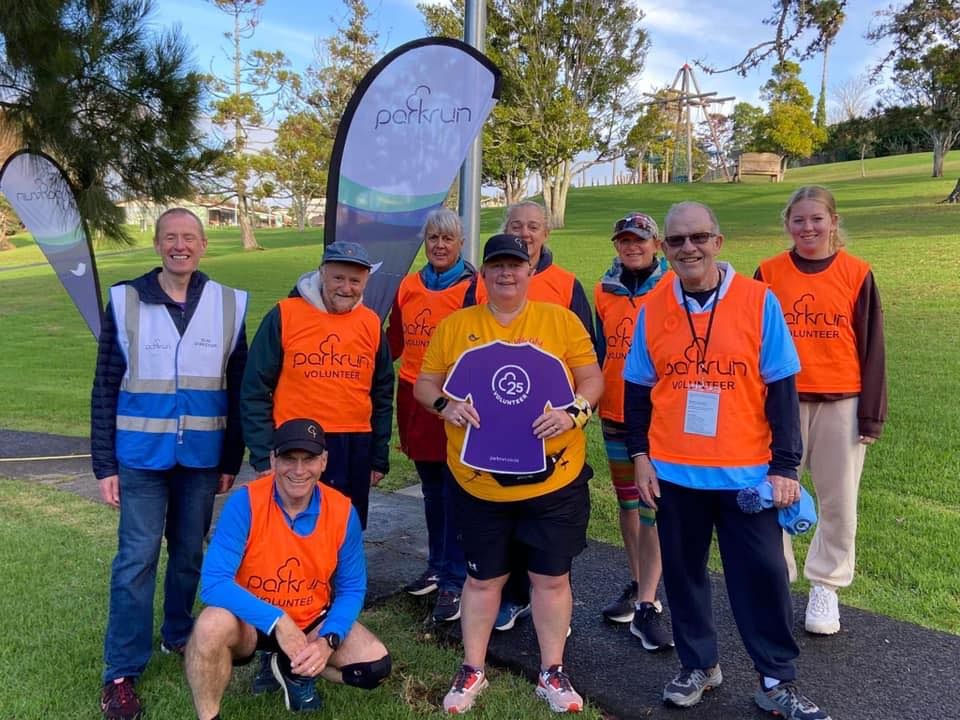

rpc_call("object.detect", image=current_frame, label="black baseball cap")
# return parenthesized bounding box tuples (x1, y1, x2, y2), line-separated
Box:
(272, 418, 326, 455)
(482, 233, 529, 263)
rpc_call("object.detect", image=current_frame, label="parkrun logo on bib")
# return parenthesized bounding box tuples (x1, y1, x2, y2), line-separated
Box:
(374, 85, 473, 130)
(244, 557, 329, 609)
(783, 293, 848, 339)
(664, 339, 748, 377)
(606, 316, 634, 357)
(403, 308, 434, 346)
(144, 337, 172, 352)
(491, 365, 530, 407)
(293, 333, 371, 370)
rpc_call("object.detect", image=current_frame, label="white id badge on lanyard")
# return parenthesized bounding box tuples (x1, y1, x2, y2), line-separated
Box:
(684, 385, 720, 437)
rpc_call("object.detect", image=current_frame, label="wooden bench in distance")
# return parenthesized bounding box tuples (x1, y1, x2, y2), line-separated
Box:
(734, 152, 783, 182)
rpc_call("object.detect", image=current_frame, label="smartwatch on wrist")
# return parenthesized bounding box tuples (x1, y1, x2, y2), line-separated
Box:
(321, 632, 341, 651)
(432, 396, 449, 413)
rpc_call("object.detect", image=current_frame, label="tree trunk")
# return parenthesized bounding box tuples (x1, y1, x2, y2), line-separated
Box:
(237, 193, 260, 250)
(939, 178, 960, 204)
(503, 172, 525, 206)
(816, 41, 830, 129)
(932, 135, 948, 178)
(541, 160, 572, 229)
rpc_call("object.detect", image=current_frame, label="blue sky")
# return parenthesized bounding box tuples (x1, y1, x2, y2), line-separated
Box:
(152, 0, 895, 183)
(154, 0, 894, 106)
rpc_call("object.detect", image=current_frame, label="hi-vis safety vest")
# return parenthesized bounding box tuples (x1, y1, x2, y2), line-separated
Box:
(235, 475, 353, 629)
(112, 281, 247, 470)
(758, 250, 868, 393)
(644, 275, 772, 467)
(395, 273, 472, 384)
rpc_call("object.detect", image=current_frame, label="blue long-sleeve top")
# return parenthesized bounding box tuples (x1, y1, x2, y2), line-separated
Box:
(200, 483, 366, 640)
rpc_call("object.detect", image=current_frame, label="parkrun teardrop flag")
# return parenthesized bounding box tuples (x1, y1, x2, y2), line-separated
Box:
(324, 37, 500, 320)
(0, 150, 103, 338)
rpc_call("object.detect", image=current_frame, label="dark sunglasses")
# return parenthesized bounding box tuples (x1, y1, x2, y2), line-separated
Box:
(663, 232, 715, 248)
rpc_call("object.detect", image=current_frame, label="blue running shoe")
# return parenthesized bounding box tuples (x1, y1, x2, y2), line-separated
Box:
(270, 654, 323, 712)
(494, 601, 531, 631)
(251, 651, 280, 694)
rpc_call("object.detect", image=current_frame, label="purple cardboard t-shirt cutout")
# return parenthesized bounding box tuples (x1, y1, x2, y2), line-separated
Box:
(443, 341, 575, 474)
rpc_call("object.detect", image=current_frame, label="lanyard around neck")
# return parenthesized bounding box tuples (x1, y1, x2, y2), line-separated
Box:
(680, 270, 722, 374)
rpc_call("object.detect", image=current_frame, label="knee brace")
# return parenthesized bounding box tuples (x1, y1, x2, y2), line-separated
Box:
(340, 654, 392, 690)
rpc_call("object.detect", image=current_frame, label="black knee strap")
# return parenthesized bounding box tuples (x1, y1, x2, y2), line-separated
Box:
(340, 654, 391, 690)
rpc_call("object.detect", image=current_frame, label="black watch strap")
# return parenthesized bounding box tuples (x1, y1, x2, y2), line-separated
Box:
(322, 632, 341, 651)
(432, 396, 449, 413)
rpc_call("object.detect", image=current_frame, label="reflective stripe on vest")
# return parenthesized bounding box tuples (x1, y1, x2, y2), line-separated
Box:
(111, 280, 247, 470)
(645, 274, 771, 467)
(395, 273, 471, 383)
(759, 250, 868, 393)
(235, 476, 353, 629)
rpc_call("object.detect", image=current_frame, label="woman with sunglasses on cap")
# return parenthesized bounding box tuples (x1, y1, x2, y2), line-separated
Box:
(756, 186, 887, 637)
(594, 212, 673, 653)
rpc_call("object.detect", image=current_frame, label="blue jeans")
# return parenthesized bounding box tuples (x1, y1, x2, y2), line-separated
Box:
(102, 464, 219, 682)
(415, 461, 466, 592)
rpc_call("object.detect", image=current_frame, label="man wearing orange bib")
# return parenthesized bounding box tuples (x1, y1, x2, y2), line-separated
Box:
(241, 241, 394, 530)
(623, 202, 831, 720)
(186, 419, 391, 718)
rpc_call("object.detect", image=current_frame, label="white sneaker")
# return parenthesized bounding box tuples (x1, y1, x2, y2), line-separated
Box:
(805, 585, 840, 635)
(443, 664, 488, 714)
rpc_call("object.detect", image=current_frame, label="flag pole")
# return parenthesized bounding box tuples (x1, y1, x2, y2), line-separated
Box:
(459, 0, 486, 266)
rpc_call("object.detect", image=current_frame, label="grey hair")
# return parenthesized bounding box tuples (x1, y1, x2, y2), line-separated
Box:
(664, 201, 720, 235)
(421, 207, 464, 240)
(500, 200, 551, 231)
(154, 207, 205, 241)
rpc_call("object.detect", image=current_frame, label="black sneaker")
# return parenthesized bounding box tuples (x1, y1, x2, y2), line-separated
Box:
(403, 570, 439, 596)
(251, 651, 281, 695)
(101, 677, 143, 720)
(271, 653, 324, 712)
(601, 581, 638, 623)
(630, 601, 674, 651)
(662, 665, 722, 707)
(755, 682, 832, 720)
(432, 590, 462, 622)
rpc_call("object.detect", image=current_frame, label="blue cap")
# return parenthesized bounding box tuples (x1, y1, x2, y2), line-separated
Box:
(322, 241, 372, 269)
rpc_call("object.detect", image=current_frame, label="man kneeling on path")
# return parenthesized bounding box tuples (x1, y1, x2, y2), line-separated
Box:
(186, 419, 391, 718)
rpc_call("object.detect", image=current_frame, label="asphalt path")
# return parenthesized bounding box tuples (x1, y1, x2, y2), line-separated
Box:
(2, 429, 953, 719)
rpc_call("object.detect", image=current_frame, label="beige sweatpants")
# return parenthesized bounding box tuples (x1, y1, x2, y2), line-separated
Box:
(784, 397, 867, 590)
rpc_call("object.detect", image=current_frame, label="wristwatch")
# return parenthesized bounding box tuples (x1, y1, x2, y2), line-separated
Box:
(432, 396, 449, 413)
(321, 632, 341, 651)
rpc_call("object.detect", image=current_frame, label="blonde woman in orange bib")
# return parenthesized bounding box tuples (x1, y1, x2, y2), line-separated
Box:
(756, 186, 887, 636)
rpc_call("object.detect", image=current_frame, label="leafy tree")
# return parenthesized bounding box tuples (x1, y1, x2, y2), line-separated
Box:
(754, 61, 826, 167)
(0, 0, 208, 245)
(624, 102, 670, 183)
(730, 102, 766, 155)
(421, 0, 648, 228)
(206, 0, 296, 250)
(261, 112, 328, 231)
(869, 0, 960, 178)
(307, 0, 378, 148)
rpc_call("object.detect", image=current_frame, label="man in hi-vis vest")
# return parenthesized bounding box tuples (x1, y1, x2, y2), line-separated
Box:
(186, 419, 391, 718)
(623, 202, 832, 720)
(92, 208, 248, 720)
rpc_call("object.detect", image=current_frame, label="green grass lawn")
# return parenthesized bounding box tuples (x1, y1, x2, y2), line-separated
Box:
(0, 151, 958, 713)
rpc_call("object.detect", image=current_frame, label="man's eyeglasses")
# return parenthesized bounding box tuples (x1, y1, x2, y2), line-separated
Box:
(663, 232, 716, 248)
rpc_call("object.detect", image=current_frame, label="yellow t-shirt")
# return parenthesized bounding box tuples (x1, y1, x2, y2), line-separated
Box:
(420, 301, 597, 501)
